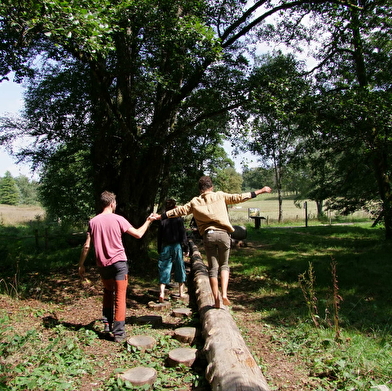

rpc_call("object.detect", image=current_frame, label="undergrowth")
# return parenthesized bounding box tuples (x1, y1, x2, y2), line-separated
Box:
(0, 316, 97, 390)
(230, 223, 392, 391)
(269, 322, 392, 391)
(0, 313, 207, 391)
(1, 213, 391, 390)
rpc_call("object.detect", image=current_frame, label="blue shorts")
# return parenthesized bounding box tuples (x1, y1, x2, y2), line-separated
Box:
(158, 243, 186, 285)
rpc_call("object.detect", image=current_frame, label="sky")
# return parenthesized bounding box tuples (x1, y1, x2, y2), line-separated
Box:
(0, 78, 37, 178)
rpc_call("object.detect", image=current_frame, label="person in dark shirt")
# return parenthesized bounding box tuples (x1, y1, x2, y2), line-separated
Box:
(157, 199, 189, 302)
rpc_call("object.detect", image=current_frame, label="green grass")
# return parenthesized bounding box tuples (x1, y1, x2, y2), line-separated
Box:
(1, 211, 391, 390)
(229, 223, 392, 390)
(227, 196, 371, 225)
(0, 314, 206, 391)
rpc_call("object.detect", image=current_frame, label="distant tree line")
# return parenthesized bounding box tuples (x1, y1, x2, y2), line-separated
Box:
(0, 171, 40, 206)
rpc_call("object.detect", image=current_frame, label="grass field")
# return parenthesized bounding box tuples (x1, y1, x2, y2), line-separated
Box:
(0, 196, 371, 227)
(0, 204, 45, 225)
(229, 195, 371, 225)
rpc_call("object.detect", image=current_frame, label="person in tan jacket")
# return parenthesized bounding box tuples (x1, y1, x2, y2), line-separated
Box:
(156, 176, 272, 309)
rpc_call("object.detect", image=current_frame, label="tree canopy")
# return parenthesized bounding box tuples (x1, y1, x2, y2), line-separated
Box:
(0, 0, 391, 253)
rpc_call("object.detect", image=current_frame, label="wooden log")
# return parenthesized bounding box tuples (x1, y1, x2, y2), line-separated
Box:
(127, 335, 156, 352)
(173, 327, 199, 345)
(189, 240, 271, 391)
(231, 225, 247, 240)
(167, 347, 198, 367)
(119, 366, 157, 387)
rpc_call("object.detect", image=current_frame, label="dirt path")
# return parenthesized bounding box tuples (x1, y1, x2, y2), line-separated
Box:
(0, 268, 321, 390)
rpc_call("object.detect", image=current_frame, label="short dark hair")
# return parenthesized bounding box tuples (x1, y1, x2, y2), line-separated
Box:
(198, 176, 213, 192)
(100, 191, 116, 209)
(165, 198, 176, 211)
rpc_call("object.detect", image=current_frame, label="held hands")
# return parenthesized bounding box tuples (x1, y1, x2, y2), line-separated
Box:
(147, 213, 161, 222)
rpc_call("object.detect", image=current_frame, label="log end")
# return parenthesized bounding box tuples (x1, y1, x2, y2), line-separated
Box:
(127, 335, 156, 352)
(133, 315, 163, 327)
(167, 347, 198, 367)
(172, 307, 192, 317)
(119, 366, 157, 387)
(173, 326, 199, 344)
(147, 300, 171, 310)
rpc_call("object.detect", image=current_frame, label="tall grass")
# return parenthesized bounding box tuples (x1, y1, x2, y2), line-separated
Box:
(0, 214, 86, 298)
(229, 223, 392, 390)
(0, 205, 45, 226)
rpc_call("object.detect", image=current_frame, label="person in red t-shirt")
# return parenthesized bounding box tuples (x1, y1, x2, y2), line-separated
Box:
(78, 191, 156, 342)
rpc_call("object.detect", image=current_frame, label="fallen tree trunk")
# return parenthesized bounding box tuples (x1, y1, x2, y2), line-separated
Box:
(189, 239, 271, 391)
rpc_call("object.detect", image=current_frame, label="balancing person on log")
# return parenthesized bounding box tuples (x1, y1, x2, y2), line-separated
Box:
(154, 176, 272, 309)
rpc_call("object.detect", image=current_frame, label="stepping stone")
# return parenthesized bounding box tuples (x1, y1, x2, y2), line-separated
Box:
(171, 293, 189, 303)
(147, 300, 171, 310)
(135, 315, 162, 327)
(167, 347, 197, 367)
(148, 288, 169, 295)
(119, 366, 157, 387)
(127, 335, 156, 352)
(172, 307, 192, 318)
(173, 327, 198, 344)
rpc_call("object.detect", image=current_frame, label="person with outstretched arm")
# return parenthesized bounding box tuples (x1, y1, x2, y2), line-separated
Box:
(155, 176, 272, 309)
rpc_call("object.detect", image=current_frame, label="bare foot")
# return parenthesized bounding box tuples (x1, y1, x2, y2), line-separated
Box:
(214, 299, 221, 309)
(222, 297, 231, 306)
(159, 296, 164, 303)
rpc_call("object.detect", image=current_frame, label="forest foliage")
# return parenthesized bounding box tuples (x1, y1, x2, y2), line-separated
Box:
(0, 0, 391, 250)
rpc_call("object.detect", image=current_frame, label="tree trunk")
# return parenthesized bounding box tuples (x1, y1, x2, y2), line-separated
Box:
(373, 153, 392, 240)
(316, 200, 324, 219)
